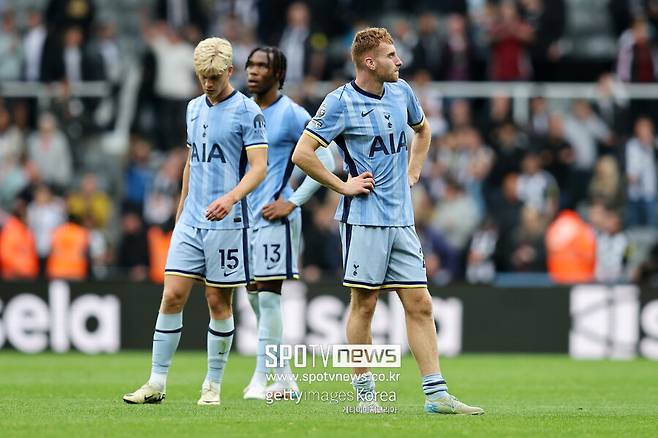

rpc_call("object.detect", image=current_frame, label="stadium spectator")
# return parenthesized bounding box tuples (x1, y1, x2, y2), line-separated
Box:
(465, 218, 498, 284)
(516, 149, 559, 218)
(625, 117, 658, 227)
(537, 113, 573, 205)
(147, 225, 172, 283)
(27, 183, 66, 273)
(123, 136, 155, 212)
(41, 24, 105, 84)
(278, 2, 324, 85)
(410, 11, 442, 79)
(300, 191, 342, 282)
(412, 70, 448, 137)
(521, 0, 566, 81)
(155, 0, 208, 35)
(23, 9, 47, 82)
(490, 173, 523, 270)
(448, 98, 473, 131)
(486, 121, 526, 189)
(143, 150, 184, 227)
(616, 18, 658, 83)
(117, 209, 149, 281)
(509, 205, 547, 272)
(595, 207, 632, 283)
(67, 172, 113, 230)
(0, 199, 39, 280)
(45, 0, 95, 40)
(546, 210, 597, 283)
(46, 214, 90, 280)
(591, 72, 630, 135)
(0, 105, 24, 168)
(588, 155, 625, 209)
(0, 10, 22, 81)
(432, 176, 482, 257)
(479, 93, 513, 145)
(26, 112, 73, 190)
(563, 100, 614, 206)
(528, 96, 550, 136)
(145, 22, 196, 150)
(414, 187, 460, 284)
(438, 14, 477, 81)
(487, 1, 533, 81)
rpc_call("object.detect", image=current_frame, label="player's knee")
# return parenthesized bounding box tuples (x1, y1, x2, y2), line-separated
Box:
(406, 293, 433, 320)
(161, 287, 187, 311)
(352, 295, 377, 319)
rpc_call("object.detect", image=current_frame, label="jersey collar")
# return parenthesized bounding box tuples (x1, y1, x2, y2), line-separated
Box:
(351, 80, 385, 100)
(205, 89, 238, 107)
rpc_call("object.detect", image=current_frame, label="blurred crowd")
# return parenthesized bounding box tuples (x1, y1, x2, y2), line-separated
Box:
(2, 0, 658, 285)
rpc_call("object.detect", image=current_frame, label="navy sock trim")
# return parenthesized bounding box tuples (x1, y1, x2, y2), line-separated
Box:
(208, 327, 235, 337)
(155, 327, 182, 334)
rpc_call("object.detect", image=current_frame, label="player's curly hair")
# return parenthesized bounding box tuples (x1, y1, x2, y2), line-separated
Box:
(245, 46, 288, 89)
(193, 37, 233, 77)
(351, 27, 394, 66)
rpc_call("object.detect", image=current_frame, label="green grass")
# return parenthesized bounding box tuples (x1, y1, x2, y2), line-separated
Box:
(1, 353, 657, 437)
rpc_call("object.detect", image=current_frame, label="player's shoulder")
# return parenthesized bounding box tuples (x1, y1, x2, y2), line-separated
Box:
(186, 94, 206, 113)
(235, 90, 262, 113)
(280, 95, 311, 120)
(387, 77, 415, 95)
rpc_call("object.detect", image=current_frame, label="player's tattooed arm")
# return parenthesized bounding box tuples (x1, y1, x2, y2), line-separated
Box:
(293, 134, 373, 196)
(205, 147, 268, 221)
(175, 149, 192, 223)
(407, 118, 431, 187)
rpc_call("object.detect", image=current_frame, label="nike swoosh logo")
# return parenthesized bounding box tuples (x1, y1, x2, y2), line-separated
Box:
(191, 115, 199, 121)
(266, 264, 277, 270)
(361, 109, 374, 117)
(218, 351, 227, 355)
(224, 270, 239, 277)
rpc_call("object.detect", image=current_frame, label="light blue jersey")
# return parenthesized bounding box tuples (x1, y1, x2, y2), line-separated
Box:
(304, 79, 424, 226)
(248, 94, 311, 229)
(180, 90, 268, 230)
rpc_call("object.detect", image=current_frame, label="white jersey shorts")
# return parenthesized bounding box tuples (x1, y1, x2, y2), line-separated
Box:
(339, 223, 427, 290)
(165, 222, 252, 287)
(250, 214, 301, 282)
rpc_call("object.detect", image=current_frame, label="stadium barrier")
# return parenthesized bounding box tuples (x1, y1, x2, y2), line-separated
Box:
(0, 280, 656, 359)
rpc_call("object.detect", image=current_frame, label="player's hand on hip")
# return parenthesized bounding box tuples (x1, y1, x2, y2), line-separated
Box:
(205, 193, 237, 221)
(342, 172, 374, 196)
(262, 197, 296, 221)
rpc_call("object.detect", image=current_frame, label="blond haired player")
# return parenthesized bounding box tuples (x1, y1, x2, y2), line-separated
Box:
(123, 37, 268, 405)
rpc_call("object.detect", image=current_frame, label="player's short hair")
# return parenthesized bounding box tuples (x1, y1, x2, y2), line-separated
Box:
(193, 37, 233, 77)
(245, 46, 288, 89)
(351, 27, 394, 66)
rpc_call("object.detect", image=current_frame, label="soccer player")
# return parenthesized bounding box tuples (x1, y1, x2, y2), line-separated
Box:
(123, 37, 268, 405)
(292, 28, 484, 415)
(243, 46, 336, 399)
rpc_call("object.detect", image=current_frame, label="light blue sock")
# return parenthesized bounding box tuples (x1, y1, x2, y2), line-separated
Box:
(206, 316, 234, 384)
(422, 373, 448, 400)
(149, 312, 183, 391)
(352, 372, 375, 402)
(256, 292, 282, 376)
(247, 292, 260, 322)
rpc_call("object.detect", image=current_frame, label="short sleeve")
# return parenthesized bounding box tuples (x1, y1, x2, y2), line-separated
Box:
(400, 79, 425, 129)
(303, 92, 345, 147)
(241, 102, 269, 150)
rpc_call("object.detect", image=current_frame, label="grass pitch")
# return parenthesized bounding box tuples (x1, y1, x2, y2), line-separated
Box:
(1, 353, 656, 437)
